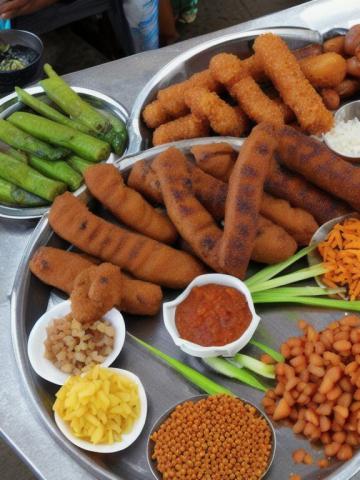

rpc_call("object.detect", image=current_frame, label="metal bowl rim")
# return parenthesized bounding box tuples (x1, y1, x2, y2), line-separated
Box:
(0, 29, 44, 73)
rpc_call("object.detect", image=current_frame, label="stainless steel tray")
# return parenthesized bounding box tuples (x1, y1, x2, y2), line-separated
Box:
(11, 137, 360, 480)
(0, 86, 129, 221)
(128, 27, 322, 153)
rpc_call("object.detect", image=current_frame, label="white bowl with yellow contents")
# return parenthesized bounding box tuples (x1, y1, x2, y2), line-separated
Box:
(54, 367, 147, 453)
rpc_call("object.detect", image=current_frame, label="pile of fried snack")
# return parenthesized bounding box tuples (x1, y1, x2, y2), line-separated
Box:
(30, 119, 360, 318)
(142, 28, 360, 145)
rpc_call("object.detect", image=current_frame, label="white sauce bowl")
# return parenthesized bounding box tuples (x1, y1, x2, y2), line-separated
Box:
(163, 273, 260, 358)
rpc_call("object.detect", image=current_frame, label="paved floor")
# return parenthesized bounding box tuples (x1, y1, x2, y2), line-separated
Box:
(1, 0, 305, 478)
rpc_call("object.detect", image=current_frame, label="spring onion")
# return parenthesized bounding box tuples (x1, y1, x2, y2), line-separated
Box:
(229, 354, 275, 379)
(245, 244, 318, 288)
(252, 293, 360, 312)
(254, 286, 345, 297)
(130, 334, 233, 396)
(202, 357, 267, 392)
(248, 264, 328, 293)
(249, 339, 284, 363)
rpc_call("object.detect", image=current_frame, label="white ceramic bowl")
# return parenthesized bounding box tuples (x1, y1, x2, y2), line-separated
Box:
(163, 273, 260, 358)
(27, 300, 126, 385)
(54, 368, 147, 453)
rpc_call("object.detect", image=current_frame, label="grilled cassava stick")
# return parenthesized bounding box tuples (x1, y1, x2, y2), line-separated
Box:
(153, 148, 222, 271)
(219, 123, 277, 278)
(29, 247, 162, 315)
(265, 158, 351, 224)
(84, 164, 177, 244)
(191, 143, 237, 182)
(48, 192, 205, 288)
(276, 125, 360, 211)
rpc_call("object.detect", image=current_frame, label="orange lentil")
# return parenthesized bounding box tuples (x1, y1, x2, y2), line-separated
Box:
(151, 395, 272, 480)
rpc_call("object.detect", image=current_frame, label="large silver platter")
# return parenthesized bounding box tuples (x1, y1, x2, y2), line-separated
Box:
(128, 27, 322, 153)
(0, 86, 129, 221)
(11, 137, 360, 480)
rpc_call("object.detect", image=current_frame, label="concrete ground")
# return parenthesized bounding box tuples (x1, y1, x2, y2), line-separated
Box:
(1, 0, 305, 478)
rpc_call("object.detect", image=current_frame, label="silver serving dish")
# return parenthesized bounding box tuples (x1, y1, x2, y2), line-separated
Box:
(128, 26, 322, 153)
(147, 394, 276, 480)
(11, 137, 360, 480)
(0, 86, 129, 221)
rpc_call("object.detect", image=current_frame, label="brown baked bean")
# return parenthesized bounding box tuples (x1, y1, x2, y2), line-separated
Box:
(323, 351, 341, 365)
(280, 343, 291, 358)
(333, 340, 352, 352)
(304, 342, 315, 357)
(292, 448, 306, 464)
(324, 442, 341, 457)
(309, 353, 324, 366)
(299, 370, 310, 383)
(316, 402, 333, 416)
(291, 346, 304, 357)
(307, 325, 318, 342)
(313, 392, 326, 403)
(338, 393, 352, 408)
(285, 377, 300, 391)
(339, 377, 353, 393)
(321, 432, 331, 444)
(303, 453, 313, 465)
(308, 364, 325, 377)
(290, 355, 306, 368)
(341, 316, 360, 327)
(327, 386, 342, 401)
(317, 458, 329, 469)
(333, 405, 348, 419)
(337, 444, 353, 461)
(287, 337, 302, 348)
(336, 78, 360, 98)
(273, 398, 291, 421)
(297, 394, 310, 405)
(332, 431, 346, 444)
(346, 432, 359, 446)
(293, 419, 305, 434)
(334, 331, 350, 342)
(323, 36, 345, 55)
(283, 391, 295, 407)
(320, 415, 331, 432)
(305, 409, 319, 426)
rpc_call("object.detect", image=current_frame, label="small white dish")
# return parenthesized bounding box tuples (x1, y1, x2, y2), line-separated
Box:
(27, 300, 126, 385)
(163, 273, 260, 358)
(54, 367, 147, 453)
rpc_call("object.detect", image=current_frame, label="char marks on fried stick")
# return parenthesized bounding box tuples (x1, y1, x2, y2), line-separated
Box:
(153, 147, 223, 272)
(276, 125, 360, 212)
(48, 192, 205, 288)
(219, 123, 277, 278)
(253, 33, 333, 134)
(84, 163, 177, 244)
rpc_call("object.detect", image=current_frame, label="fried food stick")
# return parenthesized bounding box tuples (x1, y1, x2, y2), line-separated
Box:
(260, 192, 318, 245)
(219, 123, 277, 278)
(85, 164, 177, 244)
(142, 100, 172, 129)
(157, 69, 221, 118)
(184, 87, 248, 136)
(153, 114, 209, 146)
(252, 216, 297, 264)
(29, 247, 163, 315)
(127, 159, 163, 204)
(209, 53, 284, 125)
(71, 263, 123, 323)
(153, 148, 223, 271)
(191, 143, 237, 182)
(48, 192, 205, 288)
(265, 158, 351, 224)
(253, 33, 333, 134)
(276, 125, 360, 211)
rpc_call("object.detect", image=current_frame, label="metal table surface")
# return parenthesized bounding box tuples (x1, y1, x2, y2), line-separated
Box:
(1, 1, 360, 479)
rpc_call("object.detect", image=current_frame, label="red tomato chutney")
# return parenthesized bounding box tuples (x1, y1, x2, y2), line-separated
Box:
(175, 284, 252, 347)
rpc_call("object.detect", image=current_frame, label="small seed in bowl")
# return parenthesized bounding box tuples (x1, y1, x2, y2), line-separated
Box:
(44, 314, 115, 375)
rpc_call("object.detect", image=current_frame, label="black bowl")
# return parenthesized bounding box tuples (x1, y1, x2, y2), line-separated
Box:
(0, 29, 43, 94)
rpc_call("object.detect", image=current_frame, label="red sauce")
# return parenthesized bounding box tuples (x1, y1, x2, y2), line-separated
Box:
(175, 284, 252, 347)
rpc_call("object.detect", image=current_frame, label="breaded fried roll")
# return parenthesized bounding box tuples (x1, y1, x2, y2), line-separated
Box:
(153, 114, 209, 146)
(48, 192, 205, 288)
(85, 164, 177, 244)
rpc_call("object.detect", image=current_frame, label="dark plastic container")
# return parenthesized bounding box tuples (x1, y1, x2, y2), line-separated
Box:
(0, 29, 43, 93)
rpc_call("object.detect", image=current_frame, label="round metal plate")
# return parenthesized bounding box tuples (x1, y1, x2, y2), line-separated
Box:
(0, 86, 129, 221)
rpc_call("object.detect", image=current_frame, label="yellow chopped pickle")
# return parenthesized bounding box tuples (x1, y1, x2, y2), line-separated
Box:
(53, 366, 140, 444)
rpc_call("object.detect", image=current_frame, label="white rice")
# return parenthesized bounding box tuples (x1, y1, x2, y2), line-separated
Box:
(324, 117, 360, 157)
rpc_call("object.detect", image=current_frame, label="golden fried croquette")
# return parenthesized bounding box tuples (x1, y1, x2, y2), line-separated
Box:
(153, 114, 209, 146)
(70, 263, 122, 323)
(253, 33, 333, 134)
(209, 53, 284, 126)
(157, 69, 220, 118)
(49, 192, 205, 288)
(219, 123, 277, 278)
(85, 164, 177, 244)
(30, 247, 163, 316)
(251, 216, 297, 264)
(299, 52, 347, 88)
(260, 192, 319, 245)
(184, 87, 247, 136)
(191, 143, 237, 182)
(142, 100, 172, 129)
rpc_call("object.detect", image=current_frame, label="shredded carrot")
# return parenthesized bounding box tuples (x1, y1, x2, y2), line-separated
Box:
(318, 218, 360, 300)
